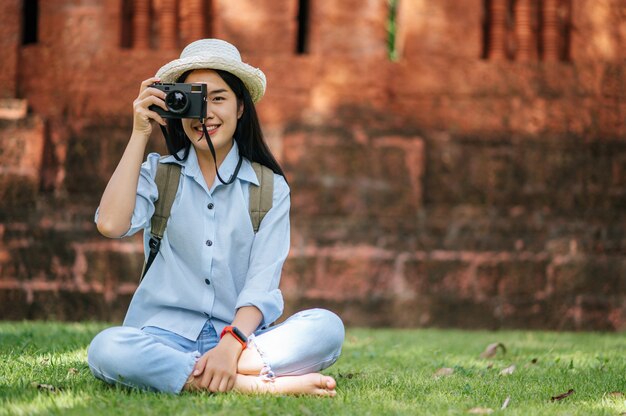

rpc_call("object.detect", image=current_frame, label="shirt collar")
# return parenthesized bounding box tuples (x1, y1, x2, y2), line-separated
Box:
(159, 142, 259, 186)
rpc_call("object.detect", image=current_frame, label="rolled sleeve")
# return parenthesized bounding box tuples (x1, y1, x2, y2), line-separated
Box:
(235, 174, 290, 328)
(93, 152, 161, 238)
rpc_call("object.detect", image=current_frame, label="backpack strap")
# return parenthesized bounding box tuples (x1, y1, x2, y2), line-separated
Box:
(249, 162, 274, 233)
(140, 160, 181, 281)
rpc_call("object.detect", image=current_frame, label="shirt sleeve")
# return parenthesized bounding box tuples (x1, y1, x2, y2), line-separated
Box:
(235, 174, 290, 328)
(93, 152, 160, 238)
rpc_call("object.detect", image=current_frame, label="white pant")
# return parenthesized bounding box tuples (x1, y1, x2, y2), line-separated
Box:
(87, 309, 345, 394)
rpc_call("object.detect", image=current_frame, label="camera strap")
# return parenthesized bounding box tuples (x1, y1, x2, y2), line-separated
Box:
(201, 122, 243, 185)
(158, 122, 242, 185)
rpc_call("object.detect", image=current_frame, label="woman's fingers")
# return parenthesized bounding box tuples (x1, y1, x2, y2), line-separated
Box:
(135, 107, 166, 126)
(208, 373, 224, 393)
(137, 86, 167, 102)
(217, 376, 232, 393)
(201, 367, 215, 389)
(226, 376, 236, 392)
(139, 76, 161, 94)
(133, 95, 168, 127)
(193, 355, 209, 377)
(135, 92, 168, 112)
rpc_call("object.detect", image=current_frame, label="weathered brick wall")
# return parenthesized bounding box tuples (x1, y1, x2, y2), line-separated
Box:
(1, 0, 624, 330)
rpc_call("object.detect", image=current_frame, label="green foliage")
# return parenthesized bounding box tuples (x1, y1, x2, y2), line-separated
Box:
(1, 322, 625, 415)
(387, 0, 399, 61)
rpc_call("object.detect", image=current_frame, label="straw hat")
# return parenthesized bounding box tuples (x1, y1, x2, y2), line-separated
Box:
(155, 39, 266, 103)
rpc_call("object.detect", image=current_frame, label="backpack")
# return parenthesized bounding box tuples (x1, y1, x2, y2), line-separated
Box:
(140, 159, 274, 281)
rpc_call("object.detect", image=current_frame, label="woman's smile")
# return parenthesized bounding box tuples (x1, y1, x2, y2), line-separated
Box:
(194, 124, 220, 141)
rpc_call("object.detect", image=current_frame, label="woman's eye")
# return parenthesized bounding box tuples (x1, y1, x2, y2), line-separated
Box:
(212, 96, 225, 102)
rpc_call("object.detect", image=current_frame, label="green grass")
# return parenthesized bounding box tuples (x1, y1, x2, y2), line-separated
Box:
(1, 322, 625, 415)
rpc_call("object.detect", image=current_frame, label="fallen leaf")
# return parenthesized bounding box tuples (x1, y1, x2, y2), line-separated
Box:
(33, 383, 61, 393)
(434, 367, 454, 377)
(500, 396, 511, 410)
(500, 365, 516, 376)
(609, 391, 624, 397)
(68, 368, 79, 375)
(551, 389, 574, 401)
(480, 342, 506, 359)
(468, 407, 494, 414)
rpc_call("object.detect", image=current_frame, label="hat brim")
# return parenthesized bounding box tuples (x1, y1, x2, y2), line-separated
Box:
(156, 56, 266, 103)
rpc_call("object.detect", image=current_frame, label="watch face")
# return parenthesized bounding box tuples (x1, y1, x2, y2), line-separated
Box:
(232, 326, 248, 343)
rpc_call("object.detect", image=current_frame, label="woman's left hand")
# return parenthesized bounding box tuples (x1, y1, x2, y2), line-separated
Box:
(191, 337, 242, 392)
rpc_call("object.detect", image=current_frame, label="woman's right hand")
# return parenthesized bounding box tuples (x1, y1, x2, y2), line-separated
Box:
(132, 76, 169, 137)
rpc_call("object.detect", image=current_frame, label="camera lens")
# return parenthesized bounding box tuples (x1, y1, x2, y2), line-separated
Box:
(165, 90, 190, 114)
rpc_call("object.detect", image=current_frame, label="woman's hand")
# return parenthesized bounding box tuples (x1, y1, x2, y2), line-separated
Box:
(191, 336, 243, 392)
(132, 76, 168, 137)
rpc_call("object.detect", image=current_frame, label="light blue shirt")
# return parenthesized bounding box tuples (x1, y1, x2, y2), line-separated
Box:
(95, 144, 290, 341)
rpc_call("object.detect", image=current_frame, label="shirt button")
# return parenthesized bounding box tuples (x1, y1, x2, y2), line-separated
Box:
(206, 240, 213, 246)
(207, 203, 214, 210)
(204, 278, 210, 285)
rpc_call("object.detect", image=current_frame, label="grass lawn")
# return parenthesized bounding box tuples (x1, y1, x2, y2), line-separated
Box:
(0, 322, 624, 415)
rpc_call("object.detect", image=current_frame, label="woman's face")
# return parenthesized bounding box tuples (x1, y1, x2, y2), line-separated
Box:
(181, 69, 243, 155)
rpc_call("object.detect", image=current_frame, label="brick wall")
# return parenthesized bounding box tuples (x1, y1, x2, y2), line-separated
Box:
(0, 0, 624, 330)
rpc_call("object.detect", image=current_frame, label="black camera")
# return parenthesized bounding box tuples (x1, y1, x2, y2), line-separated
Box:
(149, 82, 207, 119)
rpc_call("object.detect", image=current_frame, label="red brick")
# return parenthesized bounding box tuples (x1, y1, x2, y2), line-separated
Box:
(0, 0, 20, 98)
(397, 0, 483, 59)
(477, 259, 549, 299)
(305, 253, 395, 301)
(0, 289, 29, 320)
(549, 257, 624, 296)
(279, 256, 317, 297)
(404, 257, 474, 299)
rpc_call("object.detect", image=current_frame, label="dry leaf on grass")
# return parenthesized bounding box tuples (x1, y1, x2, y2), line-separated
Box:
(434, 367, 455, 377)
(500, 396, 511, 410)
(499, 365, 516, 376)
(468, 407, 494, 414)
(609, 391, 624, 397)
(68, 368, 79, 375)
(31, 383, 61, 393)
(480, 342, 506, 358)
(550, 389, 574, 401)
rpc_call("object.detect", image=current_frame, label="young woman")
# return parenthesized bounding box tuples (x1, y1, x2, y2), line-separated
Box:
(87, 39, 344, 396)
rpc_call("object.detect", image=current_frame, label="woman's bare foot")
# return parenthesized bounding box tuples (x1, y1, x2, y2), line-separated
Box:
(234, 373, 337, 397)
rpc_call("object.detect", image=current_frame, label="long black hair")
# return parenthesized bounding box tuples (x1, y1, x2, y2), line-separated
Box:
(162, 69, 286, 178)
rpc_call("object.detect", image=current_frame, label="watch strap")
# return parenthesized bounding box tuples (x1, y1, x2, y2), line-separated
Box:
(220, 325, 248, 350)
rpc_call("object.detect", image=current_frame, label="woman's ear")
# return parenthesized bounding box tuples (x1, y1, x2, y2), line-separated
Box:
(237, 102, 244, 119)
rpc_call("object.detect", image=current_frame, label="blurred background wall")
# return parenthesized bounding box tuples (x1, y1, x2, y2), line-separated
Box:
(0, 0, 624, 330)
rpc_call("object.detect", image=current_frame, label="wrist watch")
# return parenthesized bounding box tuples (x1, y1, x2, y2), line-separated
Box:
(220, 325, 248, 350)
